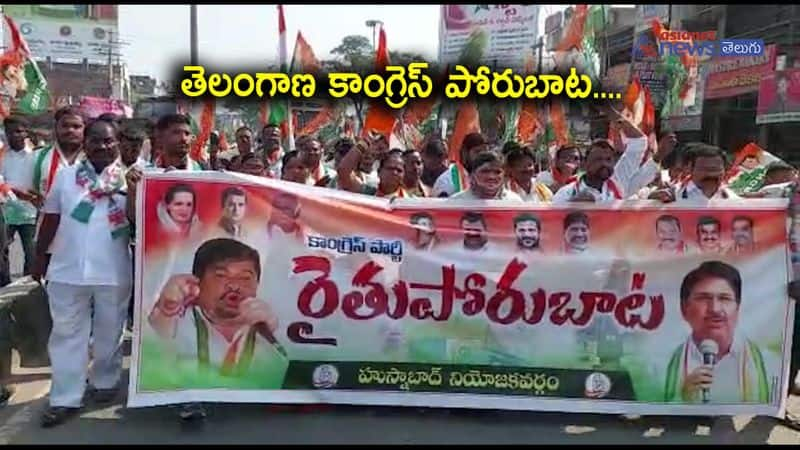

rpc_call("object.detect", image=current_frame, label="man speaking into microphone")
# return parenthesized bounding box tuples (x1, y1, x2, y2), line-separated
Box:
(664, 261, 779, 403)
(148, 238, 288, 383)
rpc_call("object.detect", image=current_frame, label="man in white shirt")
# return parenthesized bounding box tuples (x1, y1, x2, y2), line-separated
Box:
(117, 122, 148, 170)
(1, 116, 40, 275)
(125, 114, 207, 225)
(664, 261, 778, 403)
(504, 147, 553, 203)
(433, 132, 489, 197)
(297, 135, 334, 186)
(32, 120, 132, 428)
(562, 211, 591, 254)
(148, 238, 283, 381)
(553, 111, 649, 204)
(451, 152, 523, 201)
(649, 144, 740, 204)
(32, 106, 86, 199)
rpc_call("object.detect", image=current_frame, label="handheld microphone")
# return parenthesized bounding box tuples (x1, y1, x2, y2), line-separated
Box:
(255, 322, 289, 358)
(699, 339, 719, 403)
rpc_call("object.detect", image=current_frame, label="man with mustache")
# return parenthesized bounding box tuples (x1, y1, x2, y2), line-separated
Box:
(409, 212, 438, 251)
(655, 215, 693, 254)
(650, 144, 740, 204)
(727, 216, 756, 255)
(696, 216, 723, 254)
(32, 120, 132, 427)
(297, 135, 334, 186)
(536, 144, 582, 193)
(32, 106, 86, 199)
(563, 211, 591, 254)
(552, 108, 648, 204)
(460, 211, 491, 252)
(451, 151, 522, 201)
(513, 213, 542, 253)
(664, 261, 778, 403)
(433, 133, 489, 198)
(125, 114, 207, 225)
(148, 238, 282, 386)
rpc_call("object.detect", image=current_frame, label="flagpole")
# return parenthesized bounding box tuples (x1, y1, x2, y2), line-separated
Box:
(286, 31, 298, 151)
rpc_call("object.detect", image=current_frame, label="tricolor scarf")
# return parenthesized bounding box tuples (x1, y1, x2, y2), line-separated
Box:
(449, 163, 470, 193)
(567, 175, 623, 200)
(192, 307, 256, 377)
(33, 144, 83, 195)
(70, 159, 129, 240)
(508, 178, 553, 202)
(664, 338, 769, 403)
(550, 166, 573, 187)
(310, 162, 327, 184)
(378, 187, 408, 198)
(154, 155, 204, 171)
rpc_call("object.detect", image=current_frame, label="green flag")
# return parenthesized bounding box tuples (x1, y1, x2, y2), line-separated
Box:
(15, 59, 49, 115)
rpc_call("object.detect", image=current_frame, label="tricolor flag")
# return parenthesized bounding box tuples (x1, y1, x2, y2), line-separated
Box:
(621, 77, 655, 136)
(726, 142, 785, 194)
(178, 98, 215, 163)
(0, 15, 49, 119)
(261, 5, 294, 149)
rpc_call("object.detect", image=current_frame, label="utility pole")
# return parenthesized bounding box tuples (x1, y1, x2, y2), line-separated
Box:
(536, 36, 544, 74)
(107, 30, 114, 98)
(365, 19, 383, 51)
(190, 5, 198, 65)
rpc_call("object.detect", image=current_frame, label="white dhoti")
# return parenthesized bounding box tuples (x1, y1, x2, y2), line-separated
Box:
(46, 282, 130, 407)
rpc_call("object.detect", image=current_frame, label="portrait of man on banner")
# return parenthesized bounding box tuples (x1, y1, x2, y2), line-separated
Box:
(144, 238, 288, 388)
(664, 261, 779, 404)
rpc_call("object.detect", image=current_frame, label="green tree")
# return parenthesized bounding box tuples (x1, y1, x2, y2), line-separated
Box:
(388, 51, 428, 67)
(329, 35, 374, 132)
(331, 35, 372, 71)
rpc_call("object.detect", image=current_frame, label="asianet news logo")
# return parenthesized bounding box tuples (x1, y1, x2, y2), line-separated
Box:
(655, 31, 765, 57)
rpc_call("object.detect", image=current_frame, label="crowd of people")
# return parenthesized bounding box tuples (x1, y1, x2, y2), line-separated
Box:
(0, 102, 798, 429)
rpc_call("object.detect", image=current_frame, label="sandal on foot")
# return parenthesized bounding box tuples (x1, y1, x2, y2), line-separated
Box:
(41, 406, 80, 428)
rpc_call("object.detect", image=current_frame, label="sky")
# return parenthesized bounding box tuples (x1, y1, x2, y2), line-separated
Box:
(118, 4, 569, 81)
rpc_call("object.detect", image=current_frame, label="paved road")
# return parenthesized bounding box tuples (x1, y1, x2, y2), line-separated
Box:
(0, 343, 798, 445)
(1, 238, 798, 444)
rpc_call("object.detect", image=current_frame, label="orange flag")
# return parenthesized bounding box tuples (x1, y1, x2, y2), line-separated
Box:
(190, 98, 215, 162)
(447, 99, 480, 164)
(299, 105, 334, 135)
(550, 100, 569, 146)
(556, 4, 588, 52)
(517, 103, 541, 144)
(361, 26, 396, 139)
(404, 97, 436, 127)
